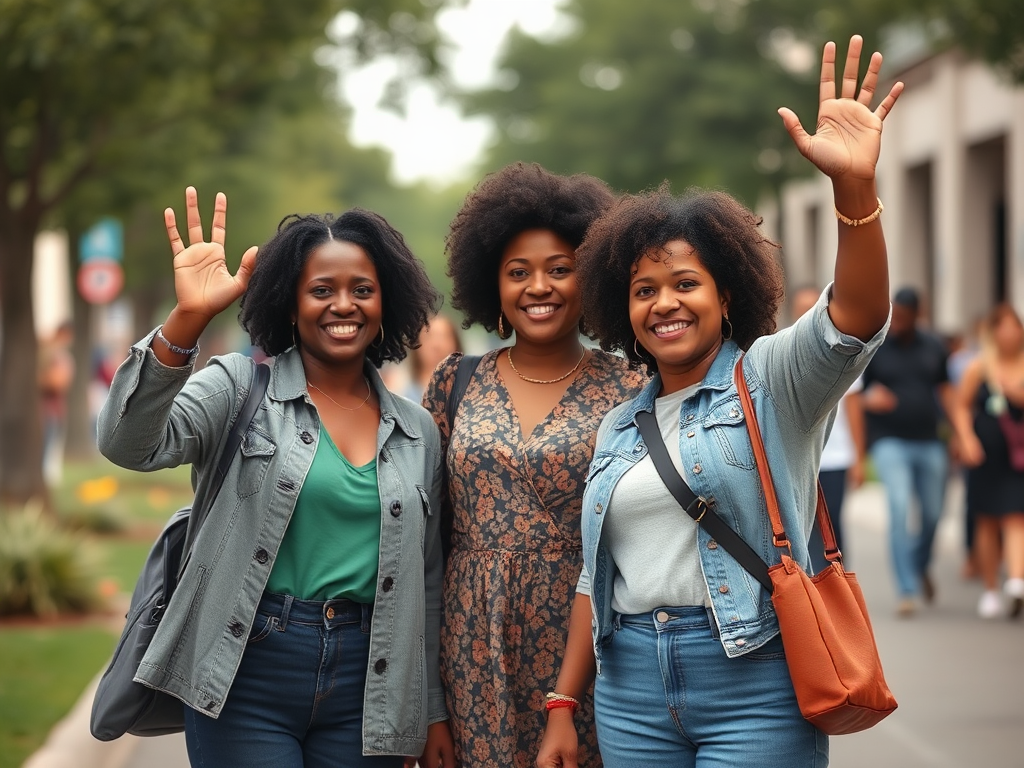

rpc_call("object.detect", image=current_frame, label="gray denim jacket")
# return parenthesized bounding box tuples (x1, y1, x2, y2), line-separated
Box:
(97, 329, 446, 757)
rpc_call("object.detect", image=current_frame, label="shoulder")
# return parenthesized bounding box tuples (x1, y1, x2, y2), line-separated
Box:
(587, 350, 648, 393)
(197, 352, 256, 389)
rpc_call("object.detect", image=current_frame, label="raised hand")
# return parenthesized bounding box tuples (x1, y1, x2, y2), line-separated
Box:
(778, 35, 903, 182)
(165, 187, 258, 321)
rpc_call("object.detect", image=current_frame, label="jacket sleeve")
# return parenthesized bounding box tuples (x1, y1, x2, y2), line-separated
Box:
(422, 428, 449, 724)
(96, 328, 247, 472)
(749, 285, 889, 434)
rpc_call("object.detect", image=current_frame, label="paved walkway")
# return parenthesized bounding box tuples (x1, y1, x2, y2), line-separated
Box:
(24, 479, 1024, 767)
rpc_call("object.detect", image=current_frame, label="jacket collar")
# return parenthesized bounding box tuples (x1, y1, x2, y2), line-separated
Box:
(611, 340, 743, 430)
(268, 346, 420, 440)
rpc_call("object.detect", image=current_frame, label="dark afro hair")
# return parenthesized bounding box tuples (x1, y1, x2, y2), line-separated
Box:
(446, 162, 615, 332)
(577, 185, 784, 373)
(239, 209, 441, 366)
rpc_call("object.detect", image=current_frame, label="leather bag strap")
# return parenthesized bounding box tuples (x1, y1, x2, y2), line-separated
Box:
(636, 409, 774, 592)
(733, 357, 841, 562)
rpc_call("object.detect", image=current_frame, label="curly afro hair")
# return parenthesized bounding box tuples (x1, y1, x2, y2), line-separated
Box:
(239, 209, 441, 366)
(446, 162, 615, 332)
(577, 185, 784, 373)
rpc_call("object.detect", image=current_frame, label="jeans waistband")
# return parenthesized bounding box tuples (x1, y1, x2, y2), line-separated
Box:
(258, 591, 372, 631)
(616, 606, 718, 637)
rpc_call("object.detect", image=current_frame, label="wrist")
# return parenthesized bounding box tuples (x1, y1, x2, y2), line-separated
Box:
(832, 180, 879, 221)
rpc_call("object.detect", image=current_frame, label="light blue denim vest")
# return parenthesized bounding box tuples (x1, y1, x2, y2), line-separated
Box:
(580, 289, 887, 669)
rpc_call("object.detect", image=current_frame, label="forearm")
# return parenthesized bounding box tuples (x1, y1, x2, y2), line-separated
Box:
(829, 179, 890, 341)
(551, 593, 597, 700)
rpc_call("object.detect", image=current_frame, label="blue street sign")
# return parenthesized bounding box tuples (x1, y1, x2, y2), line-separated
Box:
(80, 218, 123, 262)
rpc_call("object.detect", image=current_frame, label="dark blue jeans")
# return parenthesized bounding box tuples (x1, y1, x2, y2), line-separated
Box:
(184, 592, 403, 768)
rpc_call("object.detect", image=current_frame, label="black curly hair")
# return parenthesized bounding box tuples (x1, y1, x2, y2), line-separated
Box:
(239, 209, 441, 366)
(577, 185, 784, 373)
(446, 162, 615, 332)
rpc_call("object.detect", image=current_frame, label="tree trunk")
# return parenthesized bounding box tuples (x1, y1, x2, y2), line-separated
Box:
(0, 210, 47, 506)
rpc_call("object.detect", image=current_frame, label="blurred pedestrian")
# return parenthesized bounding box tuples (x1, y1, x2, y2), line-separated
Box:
(791, 287, 867, 568)
(404, 314, 462, 403)
(420, 162, 646, 768)
(946, 320, 983, 578)
(38, 320, 75, 486)
(97, 188, 452, 767)
(862, 286, 955, 616)
(537, 35, 900, 768)
(949, 304, 1024, 619)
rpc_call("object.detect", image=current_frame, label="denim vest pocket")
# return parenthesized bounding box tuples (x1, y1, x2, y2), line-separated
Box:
(237, 426, 276, 498)
(703, 396, 756, 470)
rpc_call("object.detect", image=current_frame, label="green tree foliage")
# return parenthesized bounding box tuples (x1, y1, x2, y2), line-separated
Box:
(0, 0, 446, 504)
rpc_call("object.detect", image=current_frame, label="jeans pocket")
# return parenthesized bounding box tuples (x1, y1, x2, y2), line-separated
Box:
(247, 614, 278, 645)
(740, 632, 787, 661)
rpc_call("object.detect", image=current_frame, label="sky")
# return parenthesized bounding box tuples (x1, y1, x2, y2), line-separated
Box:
(336, 0, 568, 186)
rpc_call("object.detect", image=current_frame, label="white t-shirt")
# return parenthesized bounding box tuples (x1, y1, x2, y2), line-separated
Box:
(603, 383, 712, 614)
(819, 376, 863, 471)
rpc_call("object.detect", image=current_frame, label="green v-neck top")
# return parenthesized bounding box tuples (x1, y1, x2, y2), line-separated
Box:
(265, 426, 381, 602)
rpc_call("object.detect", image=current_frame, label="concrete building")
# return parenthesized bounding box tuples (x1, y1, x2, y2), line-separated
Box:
(764, 48, 1024, 333)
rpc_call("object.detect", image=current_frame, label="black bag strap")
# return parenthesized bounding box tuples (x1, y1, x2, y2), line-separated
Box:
(445, 353, 481, 431)
(178, 360, 271, 568)
(635, 409, 774, 593)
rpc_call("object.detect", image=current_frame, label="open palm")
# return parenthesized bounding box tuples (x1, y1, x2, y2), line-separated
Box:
(165, 187, 258, 320)
(779, 36, 903, 182)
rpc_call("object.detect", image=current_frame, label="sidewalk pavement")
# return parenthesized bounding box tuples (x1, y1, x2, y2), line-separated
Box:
(23, 478, 1024, 767)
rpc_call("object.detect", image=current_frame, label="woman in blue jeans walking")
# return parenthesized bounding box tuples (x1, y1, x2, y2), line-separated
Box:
(98, 189, 454, 766)
(536, 36, 901, 768)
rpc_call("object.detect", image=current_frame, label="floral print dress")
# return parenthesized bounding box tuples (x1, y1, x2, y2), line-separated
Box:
(424, 349, 646, 767)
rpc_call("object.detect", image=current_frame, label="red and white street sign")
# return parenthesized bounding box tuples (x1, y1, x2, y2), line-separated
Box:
(77, 260, 124, 304)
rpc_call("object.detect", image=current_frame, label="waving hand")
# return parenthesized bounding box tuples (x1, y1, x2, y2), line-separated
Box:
(165, 187, 258, 321)
(778, 36, 903, 182)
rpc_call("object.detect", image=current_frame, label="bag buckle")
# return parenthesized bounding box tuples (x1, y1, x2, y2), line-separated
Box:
(687, 497, 710, 523)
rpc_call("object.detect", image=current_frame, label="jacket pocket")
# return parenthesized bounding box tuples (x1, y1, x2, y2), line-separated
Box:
(702, 396, 755, 470)
(237, 425, 276, 498)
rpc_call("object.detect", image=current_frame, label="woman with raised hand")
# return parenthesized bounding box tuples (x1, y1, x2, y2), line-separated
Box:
(420, 163, 646, 767)
(537, 36, 902, 768)
(97, 188, 454, 767)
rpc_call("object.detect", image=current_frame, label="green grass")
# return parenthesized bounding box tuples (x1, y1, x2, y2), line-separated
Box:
(0, 456, 195, 764)
(0, 625, 117, 768)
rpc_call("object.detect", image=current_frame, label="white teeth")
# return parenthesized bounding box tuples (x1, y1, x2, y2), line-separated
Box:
(325, 324, 359, 336)
(525, 305, 557, 316)
(654, 321, 689, 334)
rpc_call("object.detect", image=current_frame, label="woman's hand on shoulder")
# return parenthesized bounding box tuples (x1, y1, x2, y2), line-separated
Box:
(778, 35, 903, 183)
(165, 186, 259, 322)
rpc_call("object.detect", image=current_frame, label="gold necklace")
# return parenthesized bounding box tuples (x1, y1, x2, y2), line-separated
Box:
(307, 379, 372, 411)
(506, 347, 587, 385)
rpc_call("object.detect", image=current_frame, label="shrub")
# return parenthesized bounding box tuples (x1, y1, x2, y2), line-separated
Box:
(0, 504, 100, 618)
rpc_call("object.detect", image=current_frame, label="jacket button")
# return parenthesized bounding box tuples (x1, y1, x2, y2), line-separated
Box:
(382, 576, 394, 592)
(730, 408, 739, 418)
(254, 548, 269, 563)
(390, 500, 402, 517)
(687, 431, 695, 438)
(707, 540, 718, 549)
(718, 585, 729, 594)
(374, 658, 387, 674)
(229, 621, 245, 637)
(595, 503, 603, 515)
(735, 638, 746, 647)
(693, 464, 702, 474)
(300, 431, 314, 444)
(204, 700, 217, 710)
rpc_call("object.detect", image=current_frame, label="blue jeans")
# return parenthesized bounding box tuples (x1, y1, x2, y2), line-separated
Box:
(870, 438, 948, 598)
(184, 592, 402, 768)
(594, 608, 828, 768)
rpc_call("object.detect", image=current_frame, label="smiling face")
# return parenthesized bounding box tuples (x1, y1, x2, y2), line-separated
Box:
(293, 239, 382, 370)
(629, 239, 728, 385)
(498, 228, 582, 345)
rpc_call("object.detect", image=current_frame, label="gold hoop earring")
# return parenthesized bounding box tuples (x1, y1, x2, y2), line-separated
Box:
(722, 316, 734, 341)
(292, 323, 300, 349)
(376, 325, 386, 346)
(497, 312, 510, 340)
(633, 338, 646, 360)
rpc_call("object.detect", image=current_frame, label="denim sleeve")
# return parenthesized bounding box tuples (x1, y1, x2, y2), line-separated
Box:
(423, 429, 449, 724)
(96, 328, 245, 472)
(749, 285, 889, 433)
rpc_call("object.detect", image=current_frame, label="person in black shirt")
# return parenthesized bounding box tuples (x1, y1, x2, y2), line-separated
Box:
(863, 287, 954, 616)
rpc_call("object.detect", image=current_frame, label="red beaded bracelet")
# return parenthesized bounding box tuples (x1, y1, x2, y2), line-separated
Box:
(545, 699, 579, 714)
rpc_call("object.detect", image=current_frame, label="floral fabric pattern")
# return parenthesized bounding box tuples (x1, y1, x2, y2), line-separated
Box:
(424, 349, 646, 768)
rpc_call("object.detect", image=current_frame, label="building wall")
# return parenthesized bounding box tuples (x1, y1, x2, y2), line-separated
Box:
(765, 50, 1024, 334)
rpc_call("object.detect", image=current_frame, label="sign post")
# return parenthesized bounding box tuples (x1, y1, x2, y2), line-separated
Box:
(78, 218, 124, 305)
